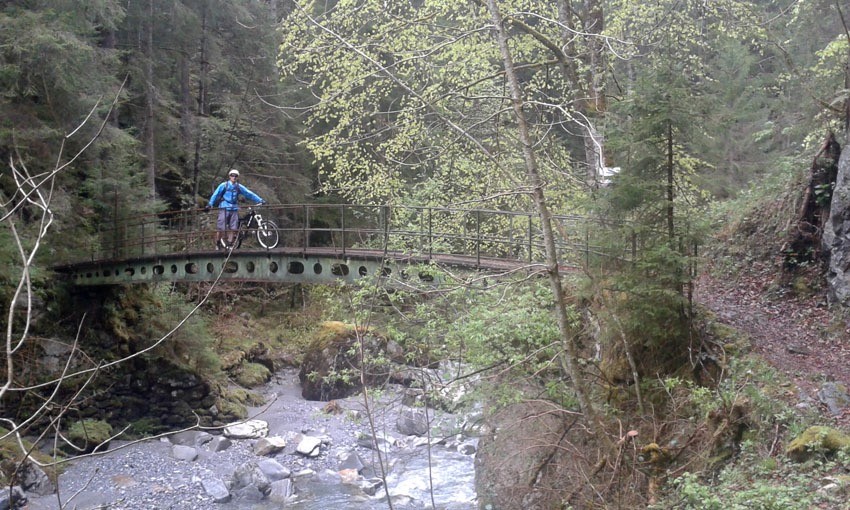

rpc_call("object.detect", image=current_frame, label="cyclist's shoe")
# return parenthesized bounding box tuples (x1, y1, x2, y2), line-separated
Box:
(218, 238, 228, 250)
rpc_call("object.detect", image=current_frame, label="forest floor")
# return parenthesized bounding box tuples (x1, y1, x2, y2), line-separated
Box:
(695, 260, 850, 429)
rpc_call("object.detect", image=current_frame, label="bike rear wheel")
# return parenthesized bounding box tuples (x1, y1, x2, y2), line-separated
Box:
(256, 219, 279, 249)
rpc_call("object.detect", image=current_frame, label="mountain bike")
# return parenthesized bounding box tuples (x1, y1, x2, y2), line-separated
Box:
(234, 207, 279, 249)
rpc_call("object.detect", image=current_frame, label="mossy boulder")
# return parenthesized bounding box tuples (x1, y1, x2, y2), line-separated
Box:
(298, 321, 393, 401)
(234, 362, 272, 388)
(67, 419, 113, 453)
(786, 426, 850, 462)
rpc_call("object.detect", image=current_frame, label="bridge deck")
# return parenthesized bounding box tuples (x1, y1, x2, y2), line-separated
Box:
(55, 247, 551, 286)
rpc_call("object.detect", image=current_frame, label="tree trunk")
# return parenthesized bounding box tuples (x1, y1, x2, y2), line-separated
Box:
(582, 0, 607, 189)
(666, 119, 674, 240)
(485, 0, 599, 432)
(192, 1, 210, 200)
(144, 0, 156, 199)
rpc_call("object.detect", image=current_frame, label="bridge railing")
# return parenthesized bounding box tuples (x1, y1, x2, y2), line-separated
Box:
(87, 204, 637, 268)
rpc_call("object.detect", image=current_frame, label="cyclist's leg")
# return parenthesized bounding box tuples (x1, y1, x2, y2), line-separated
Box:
(225, 209, 239, 246)
(215, 209, 227, 249)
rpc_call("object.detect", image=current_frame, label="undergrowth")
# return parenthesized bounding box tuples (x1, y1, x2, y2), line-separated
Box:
(651, 350, 850, 509)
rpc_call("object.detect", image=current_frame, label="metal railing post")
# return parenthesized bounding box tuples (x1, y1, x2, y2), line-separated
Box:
(428, 207, 433, 261)
(476, 209, 481, 267)
(303, 204, 309, 250)
(383, 205, 390, 256)
(341, 204, 346, 256)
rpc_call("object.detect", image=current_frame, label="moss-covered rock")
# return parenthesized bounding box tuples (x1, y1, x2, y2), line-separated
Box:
(298, 321, 394, 401)
(234, 362, 271, 388)
(214, 398, 248, 422)
(786, 426, 850, 462)
(67, 419, 113, 453)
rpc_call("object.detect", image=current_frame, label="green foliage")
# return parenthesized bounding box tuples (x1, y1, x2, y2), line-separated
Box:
(279, 0, 585, 209)
(99, 284, 220, 374)
(442, 280, 565, 370)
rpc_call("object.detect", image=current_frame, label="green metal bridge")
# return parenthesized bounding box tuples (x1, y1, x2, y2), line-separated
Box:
(55, 204, 635, 286)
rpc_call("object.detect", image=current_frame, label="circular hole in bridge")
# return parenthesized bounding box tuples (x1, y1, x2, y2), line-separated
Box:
(400, 270, 409, 280)
(246, 261, 255, 273)
(206, 263, 215, 273)
(358, 266, 368, 277)
(418, 272, 434, 282)
(331, 264, 349, 276)
(288, 261, 304, 274)
(170, 264, 178, 274)
(380, 267, 391, 277)
(141, 267, 147, 275)
(313, 263, 323, 275)
(86, 272, 92, 278)
(185, 263, 199, 274)
(224, 261, 238, 273)
(269, 261, 279, 273)
(114, 269, 120, 276)
(153, 265, 164, 275)
(125, 268, 135, 276)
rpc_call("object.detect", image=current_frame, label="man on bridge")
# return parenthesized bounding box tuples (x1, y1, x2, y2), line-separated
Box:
(207, 169, 266, 250)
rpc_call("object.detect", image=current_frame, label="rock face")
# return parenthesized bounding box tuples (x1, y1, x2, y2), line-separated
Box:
(823, 135, 850, 304)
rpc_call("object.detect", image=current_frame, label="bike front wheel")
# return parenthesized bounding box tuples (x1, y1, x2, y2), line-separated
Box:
(256, 219, 279, 249)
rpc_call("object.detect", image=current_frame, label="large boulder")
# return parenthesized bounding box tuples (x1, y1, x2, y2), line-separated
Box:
(298, 322, 394, 401)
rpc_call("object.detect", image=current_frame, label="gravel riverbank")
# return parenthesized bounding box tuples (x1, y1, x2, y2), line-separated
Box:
(24, 369, 478, 510)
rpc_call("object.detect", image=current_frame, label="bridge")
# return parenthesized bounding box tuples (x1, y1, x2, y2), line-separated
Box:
(55, 204, 635, 286)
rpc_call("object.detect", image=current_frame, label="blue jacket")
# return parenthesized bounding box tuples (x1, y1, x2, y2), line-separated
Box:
(208, 181, 264, 211)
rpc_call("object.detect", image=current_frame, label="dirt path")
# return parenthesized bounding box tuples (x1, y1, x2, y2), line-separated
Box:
(695, 262, 850, 428)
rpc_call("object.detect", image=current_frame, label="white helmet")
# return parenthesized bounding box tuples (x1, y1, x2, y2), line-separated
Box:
(228, 169, 239, 177)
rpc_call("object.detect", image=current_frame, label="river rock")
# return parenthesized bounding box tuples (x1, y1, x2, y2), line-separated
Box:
(396, 406, 429, 436)
(296, 435, 323, 457)
(336, 449, 365, 472)
(257, 458, 291, 481)
(232, 461, 271, 496)
(0, 485, 26, 510)
(171, 444, 198, 461)
(359, 478, 384, 496)
(253, 436, 287, 456)
(267, 479, 293, 503)
(18, 460, 54, 496)
(168, 430, 213, 447)
(200, 477, 231, 503)
(207, 435, 233, 452)
(357, 431, 398, 453)
(339, 468, 361, 484)
(224, 419, 269, 439)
